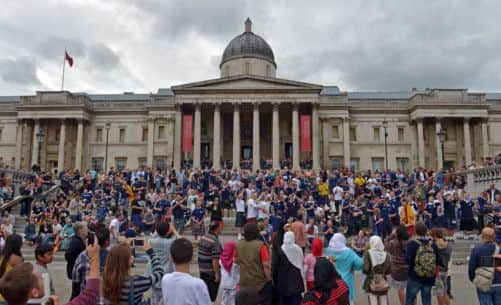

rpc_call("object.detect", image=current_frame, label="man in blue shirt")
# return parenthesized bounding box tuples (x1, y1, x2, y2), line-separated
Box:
(468, 227, 501, 305)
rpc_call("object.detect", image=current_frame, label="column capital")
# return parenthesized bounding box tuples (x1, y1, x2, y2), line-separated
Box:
(272, 102, 280, 110)
(434, 116, 442, 123)
(253, 102, 260, 110)
(464, 117, 472, 123)
(343, 116, 350, 122)
(214, 102, 222, 109)
(415, 118, 424, 123)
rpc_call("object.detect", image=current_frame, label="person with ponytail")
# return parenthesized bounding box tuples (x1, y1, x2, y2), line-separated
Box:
(102, 239, 163, 305)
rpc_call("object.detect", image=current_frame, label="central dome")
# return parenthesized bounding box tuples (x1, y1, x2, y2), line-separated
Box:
(220, 18, 276, 68)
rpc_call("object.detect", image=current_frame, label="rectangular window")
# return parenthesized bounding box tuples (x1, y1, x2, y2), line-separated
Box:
(158, 125, 165, 140)
(55, 128, 60, 142)
(331, 157, 343, 169)
(138, 157, 147, 168)
(398, 127, 405, 141)
(96, 128, 103, 142)
(91, 157, 104, 171)
(372, 157, 384, 171)
(373, 127, 381, 141)
(331, 125, 339, 139)
(154, 156, 167, 170)
(119, 128, 125, 143)
(115, 157, 127, 170)
(0, 128, 3, 142)
(396, 157, 409, 171)
(350, 158, 360, 172)
(349, 127, 357, 141)
(142, 127, 148, 142)
(201, 121, 207, 135)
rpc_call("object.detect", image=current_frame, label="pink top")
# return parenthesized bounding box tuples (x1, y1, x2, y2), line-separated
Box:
(303, 253, 317, 281)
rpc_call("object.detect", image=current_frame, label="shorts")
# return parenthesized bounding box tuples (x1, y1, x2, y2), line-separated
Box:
(388, 276, 407, 290)
(432, 272, 448, 296)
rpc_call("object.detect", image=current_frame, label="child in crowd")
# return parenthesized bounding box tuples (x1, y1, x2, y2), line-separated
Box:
(220, 240, 240, 305)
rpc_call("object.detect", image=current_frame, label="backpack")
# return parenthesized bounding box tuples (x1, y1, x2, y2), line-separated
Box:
(413, 240, 437, 278)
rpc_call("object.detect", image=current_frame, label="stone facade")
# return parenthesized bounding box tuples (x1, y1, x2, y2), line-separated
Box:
(1, 20, 501, 173)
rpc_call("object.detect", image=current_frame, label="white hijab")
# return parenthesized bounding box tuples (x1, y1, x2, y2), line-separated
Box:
(368, 235, 387, 266)
(328, 233, 348, 252)
(281, 231, 304, 273)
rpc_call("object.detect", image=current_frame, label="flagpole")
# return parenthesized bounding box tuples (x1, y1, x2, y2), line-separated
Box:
(61, 46, 66, 91)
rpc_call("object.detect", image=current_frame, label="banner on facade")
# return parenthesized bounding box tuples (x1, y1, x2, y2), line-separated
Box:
(300, 115, 311, 152)
(182, 115, 193, 152)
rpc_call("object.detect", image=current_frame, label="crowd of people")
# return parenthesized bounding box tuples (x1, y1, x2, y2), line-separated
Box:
(0, 163, 499, 305)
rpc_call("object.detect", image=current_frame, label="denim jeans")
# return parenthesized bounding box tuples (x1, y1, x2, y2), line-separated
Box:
(477, 284, 501, 305)
(405, 278, 432, 305)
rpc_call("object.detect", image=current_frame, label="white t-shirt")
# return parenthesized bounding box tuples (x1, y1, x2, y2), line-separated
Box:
(109, 218, 120, 238)
(161, 272, 211, 305)
(332, 186, 344, 201)
(235, 199, 246, 213)
(258, 200, 270, 219)
(247, 199, 258, 219)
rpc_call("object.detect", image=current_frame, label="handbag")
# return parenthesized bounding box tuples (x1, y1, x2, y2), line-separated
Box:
(472, 245, 499, 293)
(129, 277, 152, 305)
(368, 257, 389, 295)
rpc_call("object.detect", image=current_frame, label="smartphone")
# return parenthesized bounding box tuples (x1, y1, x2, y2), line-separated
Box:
(134, 239, 144, 247)
(87, 232, 95, 245)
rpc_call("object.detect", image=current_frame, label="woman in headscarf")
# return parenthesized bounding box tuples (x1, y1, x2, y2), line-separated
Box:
(301, 257, 349, 305)
(220, 240, 240, 305)
(272, 231, 305, 305)
(304, 238, 323, 290)
(362, 236, 391, 305)
(325, 233, 363, 304)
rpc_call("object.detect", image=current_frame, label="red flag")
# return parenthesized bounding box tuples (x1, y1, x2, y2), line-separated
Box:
(300, 115, 312, 152)
(65, 51, 73, 67)
(182, 115, 193, 152)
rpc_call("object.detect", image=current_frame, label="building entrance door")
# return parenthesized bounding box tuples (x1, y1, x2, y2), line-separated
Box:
(285, 143, 293, 159)
(49, 160, 58, 174)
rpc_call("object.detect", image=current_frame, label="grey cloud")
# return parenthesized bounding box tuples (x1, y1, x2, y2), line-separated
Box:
(0, 57, 40, 86)
(129, 0, 270, 42)
(37, 36, 87, 61)
(88, 43, 120, 71)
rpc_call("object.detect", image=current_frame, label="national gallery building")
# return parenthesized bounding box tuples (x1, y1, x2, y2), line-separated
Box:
(0, 19, 500, 173)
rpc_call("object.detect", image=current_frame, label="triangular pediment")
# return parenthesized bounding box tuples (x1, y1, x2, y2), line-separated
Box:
(171, 75, 322, 94)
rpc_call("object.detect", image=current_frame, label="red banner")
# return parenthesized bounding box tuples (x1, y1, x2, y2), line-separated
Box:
(300, 115, 312, 152)
(182, 115, 193, 152)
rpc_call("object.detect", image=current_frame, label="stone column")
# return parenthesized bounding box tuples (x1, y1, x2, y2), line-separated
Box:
(292, 103, 300, 170)
(252, 103, 260, 171)
(435, 118, 443, 170)
(15, 120, 23, 169)
(147, 118, 155, 168)
(193, 104, 201, 169)
(417, 119, 425, 167)
(31, 119, 40, 167)
(173, 106, 182, 170)
(312, 103, 320, 171)
(57, 120, 66, 173)
(272, 102, 280, 170)
(232, 104, 240, 169)
(409, 122, 418, 168)
(343, 117, 350, 168)
(463, 117, 472, 166)
(322, 119, 329, 167)
(481, 119, 489, 161)
(213, 103, 221, 170)
(75, 119, 84, 171)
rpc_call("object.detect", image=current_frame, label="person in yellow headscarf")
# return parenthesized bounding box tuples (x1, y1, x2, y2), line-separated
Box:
(399, 198, 416, 237)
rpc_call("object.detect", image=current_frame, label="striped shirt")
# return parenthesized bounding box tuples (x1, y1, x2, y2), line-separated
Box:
(197, 233, 222, 274)
(118, 248, 163, 305)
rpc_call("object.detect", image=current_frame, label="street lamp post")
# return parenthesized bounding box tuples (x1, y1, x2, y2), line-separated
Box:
(104, 121, 111, 174)
(382, 119, 389, 170)
(437, 128, 446, 169)
(35, 131, 44, 171)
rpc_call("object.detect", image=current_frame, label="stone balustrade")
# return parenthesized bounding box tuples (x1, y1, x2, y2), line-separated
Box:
(462, 164, 501, 195)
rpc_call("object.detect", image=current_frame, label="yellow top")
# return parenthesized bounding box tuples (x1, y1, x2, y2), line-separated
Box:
(0, 258, 12, 302)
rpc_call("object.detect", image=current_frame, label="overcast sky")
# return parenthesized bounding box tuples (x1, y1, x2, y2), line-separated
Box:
(1, 0, 501, 95)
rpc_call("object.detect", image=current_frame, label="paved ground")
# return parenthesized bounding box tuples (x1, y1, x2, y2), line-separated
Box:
(25, 233, 477, 305)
